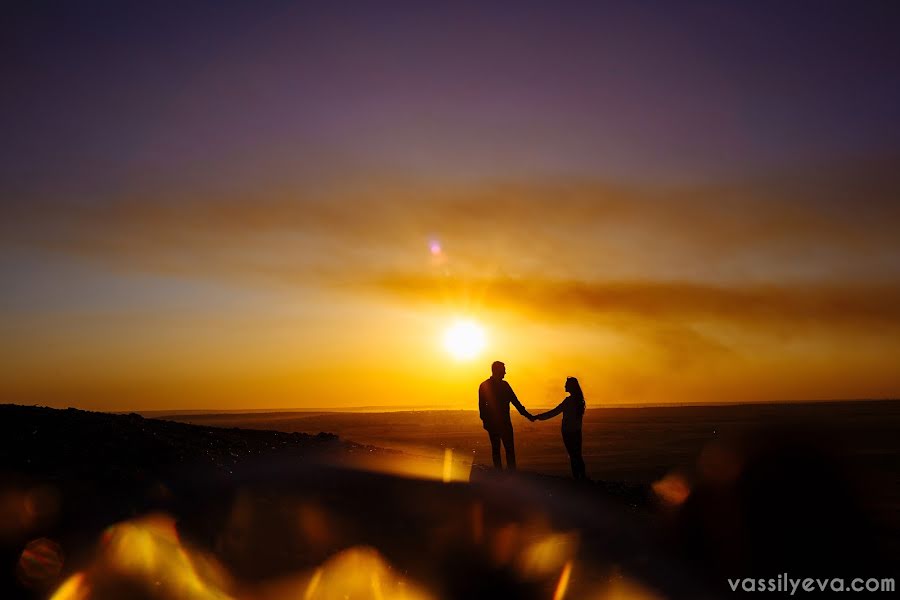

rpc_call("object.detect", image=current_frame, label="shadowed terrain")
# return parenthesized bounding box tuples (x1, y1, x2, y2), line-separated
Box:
(163, 401, 900, 516)
(2, 402, 898, 599)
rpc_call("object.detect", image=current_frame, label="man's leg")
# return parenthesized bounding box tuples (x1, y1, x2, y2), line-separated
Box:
(501, 426, 516, 470)
(488, 430, 502, 469)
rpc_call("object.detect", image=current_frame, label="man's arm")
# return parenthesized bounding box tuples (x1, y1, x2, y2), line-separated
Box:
(506, 383, 532, 419)
(478, 382, 487, 422)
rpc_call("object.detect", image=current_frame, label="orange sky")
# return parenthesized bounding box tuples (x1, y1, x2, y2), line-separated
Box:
(3, 174, 900, 411)
(2, 3, 900, 411)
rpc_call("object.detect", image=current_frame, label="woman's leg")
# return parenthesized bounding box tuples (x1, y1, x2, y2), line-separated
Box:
(573, 430, 586, 479)
(563, 431, 577, 478)
(564, 430, 586, 480)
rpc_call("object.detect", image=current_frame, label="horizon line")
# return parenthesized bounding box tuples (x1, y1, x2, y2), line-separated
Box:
(131, 397, 900, 417)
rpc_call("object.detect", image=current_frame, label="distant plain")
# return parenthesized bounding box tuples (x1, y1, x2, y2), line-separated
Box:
(160, 400, 900, 517)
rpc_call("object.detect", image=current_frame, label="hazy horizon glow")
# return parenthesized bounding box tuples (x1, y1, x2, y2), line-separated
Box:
(2, 1, 899, 410)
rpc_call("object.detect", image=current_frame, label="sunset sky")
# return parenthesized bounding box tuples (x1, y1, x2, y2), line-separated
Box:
(2, 1, 899, 410)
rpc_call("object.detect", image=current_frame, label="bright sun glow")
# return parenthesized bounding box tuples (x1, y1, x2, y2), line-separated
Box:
(443, 320, 486, 360)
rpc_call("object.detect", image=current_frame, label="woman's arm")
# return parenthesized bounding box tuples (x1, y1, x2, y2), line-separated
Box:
(535, 400, 565, 421)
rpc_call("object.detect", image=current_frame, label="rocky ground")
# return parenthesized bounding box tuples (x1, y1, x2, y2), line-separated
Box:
(0, 405, 660, 599)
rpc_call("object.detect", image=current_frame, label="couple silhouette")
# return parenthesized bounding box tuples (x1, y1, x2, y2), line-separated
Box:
(478, 360, 587, 480)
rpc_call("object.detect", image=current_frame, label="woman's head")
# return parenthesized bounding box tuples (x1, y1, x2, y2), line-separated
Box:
(565, 377, 583, 398)
(566, 377, 586, 415)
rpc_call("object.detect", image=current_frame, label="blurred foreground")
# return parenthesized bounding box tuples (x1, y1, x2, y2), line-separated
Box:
(2, 403, 897, 599)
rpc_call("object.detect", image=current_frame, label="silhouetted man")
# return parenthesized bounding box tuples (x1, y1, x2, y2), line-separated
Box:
(479, 361, 533, 470)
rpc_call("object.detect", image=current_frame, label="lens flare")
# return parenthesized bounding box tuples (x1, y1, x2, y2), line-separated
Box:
(443, 320, 486, 360)
(518, 533, 579, 577)
(442, 448, 454, 483)
(552, 561, 573, 600)
(652, 473, 691, 507)
(49, 572, 89, 600)
(17, 537, 64, 588)
(261, 546, 435, 600)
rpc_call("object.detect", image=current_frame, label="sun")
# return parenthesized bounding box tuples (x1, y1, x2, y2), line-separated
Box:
(443, 319, 486, 360)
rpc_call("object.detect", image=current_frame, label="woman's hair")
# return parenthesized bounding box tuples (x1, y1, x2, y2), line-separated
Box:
(566, 377, 586, 416)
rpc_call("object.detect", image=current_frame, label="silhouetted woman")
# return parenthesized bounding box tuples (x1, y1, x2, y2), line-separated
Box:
(535, 377, 587, 480)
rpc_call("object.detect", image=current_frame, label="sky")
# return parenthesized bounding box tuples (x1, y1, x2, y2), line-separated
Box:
(2, 1, 899, 410)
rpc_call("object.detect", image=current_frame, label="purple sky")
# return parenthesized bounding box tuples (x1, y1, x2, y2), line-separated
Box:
(4, 1, 900, 192)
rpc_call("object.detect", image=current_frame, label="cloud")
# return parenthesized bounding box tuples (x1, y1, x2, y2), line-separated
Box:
(361, 270, 900, 371)
(366, 273, 900, 329)
(3, 158, 899, 289)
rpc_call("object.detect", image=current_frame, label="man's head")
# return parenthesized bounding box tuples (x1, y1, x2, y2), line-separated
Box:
(491, 361, 506, 379)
